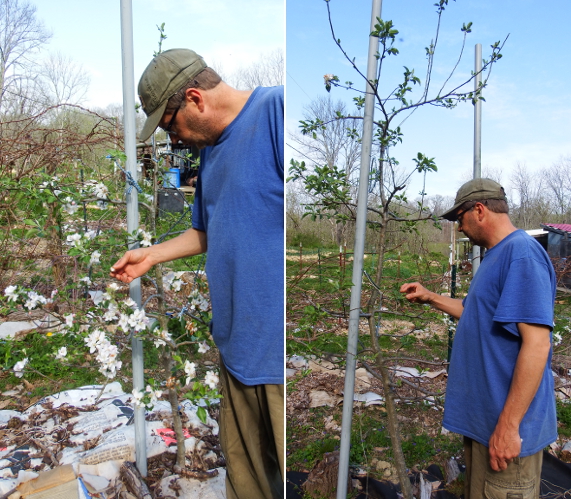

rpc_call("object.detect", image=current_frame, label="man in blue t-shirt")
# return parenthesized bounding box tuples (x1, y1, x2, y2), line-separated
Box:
(110, 49, 283, 499)
(400, 178, 556, 498)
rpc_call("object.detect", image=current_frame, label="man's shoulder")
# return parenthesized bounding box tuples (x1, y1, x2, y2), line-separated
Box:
(506, 229, 549, 258)
(254, 85, 284, 105)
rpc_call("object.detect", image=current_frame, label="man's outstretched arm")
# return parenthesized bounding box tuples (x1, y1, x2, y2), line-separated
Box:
(110, 228, 207, 284)
(399, 282, 464, 319)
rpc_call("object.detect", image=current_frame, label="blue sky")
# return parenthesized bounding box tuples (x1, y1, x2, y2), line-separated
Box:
(34, 0, 284, 108)
(286, 0, 571, 199)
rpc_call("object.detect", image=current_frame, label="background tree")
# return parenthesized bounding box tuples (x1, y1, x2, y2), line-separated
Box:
(289, 96, 363, 246)
(0, 0, 51, 113)
(38, 51, 90, 107)
(233, 48, 284, 89)
(542, 156, 571, 223)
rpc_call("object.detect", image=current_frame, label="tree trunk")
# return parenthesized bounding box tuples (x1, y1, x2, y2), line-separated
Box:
(366, 216, 413, 499)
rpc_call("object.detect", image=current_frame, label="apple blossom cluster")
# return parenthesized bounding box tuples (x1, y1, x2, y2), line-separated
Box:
(84, 180, 109, 200)
(38, 176, 61, 195)
(91, 290, 151, 334)
(153, 329, 173, 348)
(63, 197, 80, 215)
(4, 286, 48, 311)
(84, 329, 122, 379)
(189, 290, 209, 313)
(163, 271, 186, 292)
(131, 385, 164, 409)
(65, 229, 99, 249)
(204, 370, 219, 390)
(137, 229, 153, 247)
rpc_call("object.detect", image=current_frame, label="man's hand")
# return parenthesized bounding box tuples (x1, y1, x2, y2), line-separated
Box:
(399, 282, 433, 304)
(110, 248, 156, 283)
(399, 282, 464, 319)
(488, 425, 522, 471)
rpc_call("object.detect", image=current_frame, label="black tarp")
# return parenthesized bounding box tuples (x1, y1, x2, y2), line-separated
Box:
(286, 452, 571, 498)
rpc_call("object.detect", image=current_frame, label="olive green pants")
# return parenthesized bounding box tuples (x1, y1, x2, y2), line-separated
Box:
(463, 437, 542, 499)
(219, 361, 284, 499)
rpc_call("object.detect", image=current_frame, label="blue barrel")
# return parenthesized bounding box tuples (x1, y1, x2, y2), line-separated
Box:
(164, 168, 180, 188)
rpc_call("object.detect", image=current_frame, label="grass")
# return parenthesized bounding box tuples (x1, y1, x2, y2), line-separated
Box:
(557, 400, 571, 438)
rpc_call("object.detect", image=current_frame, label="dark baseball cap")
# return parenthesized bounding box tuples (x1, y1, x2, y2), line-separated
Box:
(138, 49, 207, 142)
(441, 178, 507, 221)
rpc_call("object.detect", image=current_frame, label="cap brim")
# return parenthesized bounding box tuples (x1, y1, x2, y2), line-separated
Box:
(440, 203, 462, 221)
(138, 99, 168, 142)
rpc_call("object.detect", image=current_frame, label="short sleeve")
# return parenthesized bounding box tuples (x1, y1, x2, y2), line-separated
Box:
(493, 256, 554, 335)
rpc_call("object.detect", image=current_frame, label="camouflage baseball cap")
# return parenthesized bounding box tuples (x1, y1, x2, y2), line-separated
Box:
(441, 178, 508, 221)
(138, 49, 207, 142)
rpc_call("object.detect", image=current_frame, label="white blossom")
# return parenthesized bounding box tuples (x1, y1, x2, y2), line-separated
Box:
(189, 290, 209, 312)
(84, 229, 98, 240)
(204, 370, 219, 390)
(128, 308, 149, 332)
(63, 197, 80, 215)
(184, 360, 196, 385)
(146, 385, 162, 404)
(13, 358, 28, 378)
(118, 313, 130, 331)
(123, 297, 137, 309)
(55, 347, 67, 360)
(198, 341, 210, 354)
(153, 329, 172, 348)
(24, 291, 47, 310)
(554, 331, 563, 346)
(103, 308, 118, 322)
(5, 285, 19, 302)
(138, 229, 153, 247)
(89, 251, 101, 266)
(79, 276, 92, 286)
(66, 233, 82, 247)
(85, 329, 107, 353)
(107, 282, 120, 291)
(131, 389, 145, 408)
(87, 181, 109, 199)
(64, 314, 74, 328)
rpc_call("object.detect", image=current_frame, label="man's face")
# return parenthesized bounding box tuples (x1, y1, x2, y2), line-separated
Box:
(159, 103, 219, 150)
(456, 204, 486, 247)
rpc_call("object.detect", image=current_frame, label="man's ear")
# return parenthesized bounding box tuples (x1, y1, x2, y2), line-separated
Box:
(185, 88, 205, 112)
(474, 202, 486, 221)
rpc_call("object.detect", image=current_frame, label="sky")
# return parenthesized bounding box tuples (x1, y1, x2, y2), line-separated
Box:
(286, 0, 571, 200)
(27, 0, 571, 201)
(33, 0, 284, 108)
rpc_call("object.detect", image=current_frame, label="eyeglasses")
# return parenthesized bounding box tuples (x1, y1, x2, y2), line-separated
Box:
(456, 206, 474, 225)
(160, 105, 181, 134)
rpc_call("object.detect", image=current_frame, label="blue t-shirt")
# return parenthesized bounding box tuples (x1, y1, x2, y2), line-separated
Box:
(192, 86, 284, 386)
(443, 229, 557, 456)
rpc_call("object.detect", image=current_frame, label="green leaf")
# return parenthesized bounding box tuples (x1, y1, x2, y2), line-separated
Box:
(196, 406, 207, 424)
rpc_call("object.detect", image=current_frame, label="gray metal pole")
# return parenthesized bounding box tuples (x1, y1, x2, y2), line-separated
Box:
(472, 43, 482, 275)
(120, 0, 147, 476)
(336, 1, 382, 496)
